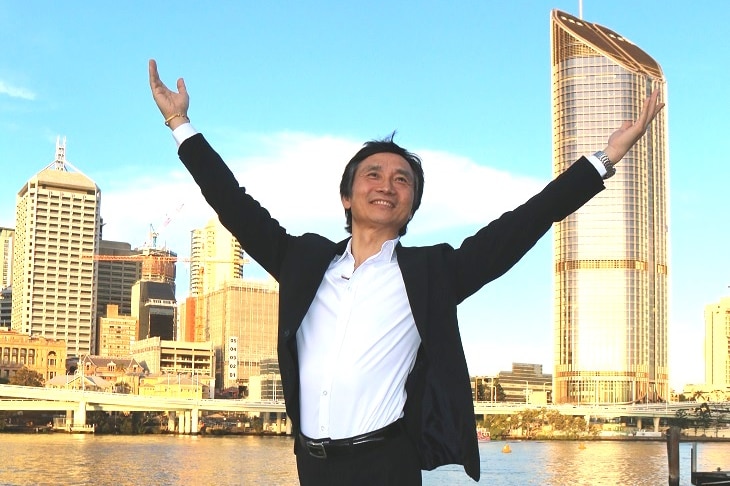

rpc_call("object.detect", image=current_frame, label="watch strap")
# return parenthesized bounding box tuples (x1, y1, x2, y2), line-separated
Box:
(594, 150, 616, 179)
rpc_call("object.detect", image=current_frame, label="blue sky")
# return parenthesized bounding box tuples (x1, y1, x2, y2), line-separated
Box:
(0, 1, 727, 389)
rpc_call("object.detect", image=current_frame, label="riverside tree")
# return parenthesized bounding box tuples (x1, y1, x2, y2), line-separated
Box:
(9, 367, 44, 387)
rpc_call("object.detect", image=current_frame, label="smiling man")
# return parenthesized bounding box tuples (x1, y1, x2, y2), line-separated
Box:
(149, 59, 663, 485)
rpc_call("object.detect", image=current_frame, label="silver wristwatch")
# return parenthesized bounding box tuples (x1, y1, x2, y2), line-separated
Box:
(594, 150, 616, 179)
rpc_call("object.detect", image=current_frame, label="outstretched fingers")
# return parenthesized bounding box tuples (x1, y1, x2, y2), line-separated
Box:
(637, 89, 664, 132)
(148, 59, 189, 122)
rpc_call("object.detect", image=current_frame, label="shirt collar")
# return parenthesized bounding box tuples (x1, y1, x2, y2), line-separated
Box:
(335, 236, 400, 264)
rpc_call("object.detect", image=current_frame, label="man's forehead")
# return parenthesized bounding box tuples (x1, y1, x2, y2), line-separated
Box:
(357, 152, 413, 173)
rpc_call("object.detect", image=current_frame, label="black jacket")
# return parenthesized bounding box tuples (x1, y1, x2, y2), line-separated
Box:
(179, 133, 604, 481)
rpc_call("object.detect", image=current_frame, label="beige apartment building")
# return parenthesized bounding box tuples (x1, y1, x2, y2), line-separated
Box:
(97, 304, 138, 357)
(0, 329, 67, 382)
(705, 296, 730, 389)
(189, 217, 246, 297)
(551, 10, 669, 404)
(197, 278, 279, 391)
(11, 137, 101, 357)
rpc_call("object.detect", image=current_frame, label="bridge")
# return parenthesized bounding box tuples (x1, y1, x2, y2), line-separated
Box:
(0, 384, 287, 435)
(1, 384, 720, 436)
(472, 401, 712, 433)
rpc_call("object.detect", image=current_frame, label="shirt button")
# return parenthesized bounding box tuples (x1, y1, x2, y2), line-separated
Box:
(320, 426, 325, 432)
(322, 391, 328, 396)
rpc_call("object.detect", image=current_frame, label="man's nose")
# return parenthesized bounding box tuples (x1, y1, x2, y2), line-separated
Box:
(378, 178, 395, 193)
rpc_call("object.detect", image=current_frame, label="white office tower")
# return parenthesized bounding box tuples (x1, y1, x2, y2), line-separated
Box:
(11, 137, 101, 357)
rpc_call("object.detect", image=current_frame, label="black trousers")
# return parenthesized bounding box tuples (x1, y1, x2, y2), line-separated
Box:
(296, 429, 422, 486)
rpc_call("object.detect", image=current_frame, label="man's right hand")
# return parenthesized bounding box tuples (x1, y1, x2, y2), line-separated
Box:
(603, 88, 664, 165)
(149, 59, 190, 130)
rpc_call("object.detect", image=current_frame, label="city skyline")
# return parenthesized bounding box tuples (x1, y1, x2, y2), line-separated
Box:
(1, 1, 728, 389)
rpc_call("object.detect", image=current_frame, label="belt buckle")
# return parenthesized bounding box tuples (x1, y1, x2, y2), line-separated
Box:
(306, 440, 327, 459)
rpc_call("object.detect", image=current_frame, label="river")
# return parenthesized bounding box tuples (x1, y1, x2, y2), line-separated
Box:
(0, 434, 727, 485)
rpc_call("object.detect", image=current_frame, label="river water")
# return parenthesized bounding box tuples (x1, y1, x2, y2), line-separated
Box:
(1, 434, 728, 485)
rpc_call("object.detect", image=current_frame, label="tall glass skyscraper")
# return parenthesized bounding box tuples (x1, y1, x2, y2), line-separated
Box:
(550, 10, 669, 404)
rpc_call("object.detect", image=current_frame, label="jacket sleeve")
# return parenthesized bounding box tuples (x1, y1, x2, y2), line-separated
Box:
(177, 133, 290, 279)
(449, 157, 605, 302)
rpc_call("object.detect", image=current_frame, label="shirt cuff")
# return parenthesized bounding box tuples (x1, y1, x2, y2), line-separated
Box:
(172, 122, 198, 147)
(585, 153, 608, 178)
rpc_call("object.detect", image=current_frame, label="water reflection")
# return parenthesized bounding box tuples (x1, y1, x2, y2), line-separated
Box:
(1, 434, 727, 486)
(427, 440, 729, 485)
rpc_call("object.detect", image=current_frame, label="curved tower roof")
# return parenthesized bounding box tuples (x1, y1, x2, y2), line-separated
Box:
(551, 9, 663, 79)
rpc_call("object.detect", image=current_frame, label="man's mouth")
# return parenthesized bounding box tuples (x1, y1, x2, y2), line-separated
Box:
(371, 200, 395, 208)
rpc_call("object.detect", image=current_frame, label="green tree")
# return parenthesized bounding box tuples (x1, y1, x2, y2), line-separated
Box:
(9, 367, 44, 387)
(669, 409, 690, 430)
(696, 403, 712, 435)
(476, 381, 486, 401)
(517, 408, 545, 439)
(481, 414, 511, 439)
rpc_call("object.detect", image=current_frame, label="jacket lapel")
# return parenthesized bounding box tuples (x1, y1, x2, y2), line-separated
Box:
(395, 244, 428, 341)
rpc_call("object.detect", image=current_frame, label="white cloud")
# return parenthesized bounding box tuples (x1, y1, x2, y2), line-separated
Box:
(0, 80, 36, 100)
(98, 131, 546, 296)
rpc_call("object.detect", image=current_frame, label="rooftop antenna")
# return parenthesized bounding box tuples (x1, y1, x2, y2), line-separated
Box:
(43, 136, 92, 179)
(578, 0, 583, 19)
(52, 136, 67, 171)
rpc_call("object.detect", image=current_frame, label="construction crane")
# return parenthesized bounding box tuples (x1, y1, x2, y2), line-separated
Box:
(83, 254, 250, 265)
(142, 203, 185, 249)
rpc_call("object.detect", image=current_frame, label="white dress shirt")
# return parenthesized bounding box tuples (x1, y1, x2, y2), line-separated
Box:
(297, 238, 421, 439)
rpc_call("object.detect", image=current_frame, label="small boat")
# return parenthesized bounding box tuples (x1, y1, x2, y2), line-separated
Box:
(477, 429, 491, 442)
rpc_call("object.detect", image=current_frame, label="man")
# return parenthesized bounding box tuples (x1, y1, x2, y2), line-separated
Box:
(149, 59, 663, 484)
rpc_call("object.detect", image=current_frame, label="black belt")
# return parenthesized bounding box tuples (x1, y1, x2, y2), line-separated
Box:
(298, 420, 403, 459)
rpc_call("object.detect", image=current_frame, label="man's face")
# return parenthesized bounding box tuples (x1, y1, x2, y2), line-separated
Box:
(341, 152, 416, 238)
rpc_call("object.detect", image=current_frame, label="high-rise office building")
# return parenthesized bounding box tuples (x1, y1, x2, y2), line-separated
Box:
(0, 227, 13, 290)
(704, 296, 730, 389)
(200, 278, 279, 390)
(189, 218, 245, 297)
(130, 246, 178, 342)
(132, 279, 177, 341)
(96, 240, 142, 319)
(11, 137, 101, 357)
(0, 227, 12, 329)
(551, 10, 669, 404)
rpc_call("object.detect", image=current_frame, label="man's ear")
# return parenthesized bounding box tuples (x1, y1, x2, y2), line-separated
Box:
(341, 195, 351, 210)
